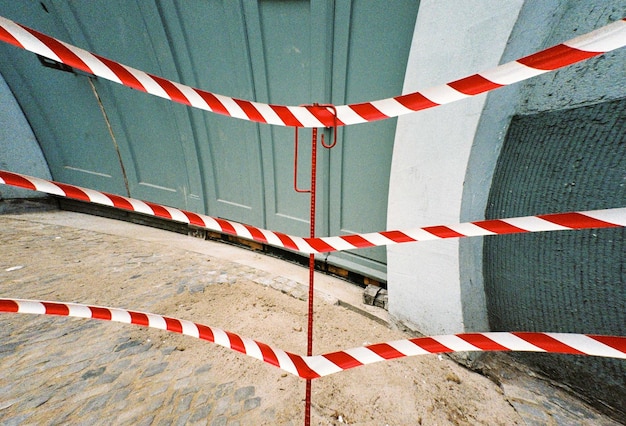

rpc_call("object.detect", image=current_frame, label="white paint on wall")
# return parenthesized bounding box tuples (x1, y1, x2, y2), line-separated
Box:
(386, 0, 525, 334)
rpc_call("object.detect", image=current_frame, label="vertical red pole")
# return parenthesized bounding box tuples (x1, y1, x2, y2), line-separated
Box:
(304, 127, 318, 426)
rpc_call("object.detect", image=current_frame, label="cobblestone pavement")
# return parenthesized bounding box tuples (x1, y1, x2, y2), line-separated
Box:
(0, 209, 622, 425)
(0, 213, 295, 425)
(1, 316, 264, 425)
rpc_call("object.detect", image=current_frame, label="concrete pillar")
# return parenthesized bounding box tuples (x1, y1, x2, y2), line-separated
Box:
(386, 0, 524, 334)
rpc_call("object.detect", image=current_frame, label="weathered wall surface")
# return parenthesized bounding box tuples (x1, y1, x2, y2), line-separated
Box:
(0, 72, 51, 199)
(389, 0, 625, 335)
(458, 0, 566, 333)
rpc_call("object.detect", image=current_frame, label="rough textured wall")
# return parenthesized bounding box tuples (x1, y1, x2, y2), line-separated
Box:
(459, 0, 626, 415)
(516, 4, 626, 113)
(485, 98, 626, 415)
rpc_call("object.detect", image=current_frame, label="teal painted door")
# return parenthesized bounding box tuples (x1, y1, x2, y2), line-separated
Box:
(50, 0, 203, 211)
(0, 0, 203, 211)
(327, 1, 419, 278)
(0, 0, 418, 278)
(0, 2, 127, 194)
(239, 0, 419, 278)
(243, 0, 334, 237)
(152, 1, 266, 225)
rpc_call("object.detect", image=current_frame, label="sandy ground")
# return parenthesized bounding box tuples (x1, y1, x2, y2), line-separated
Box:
(1, 211, 527, 424)
(147, 285, 523, 425)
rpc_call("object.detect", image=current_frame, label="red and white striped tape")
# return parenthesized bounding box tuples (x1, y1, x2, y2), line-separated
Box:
(2, 170, 625, 254)
(1, 15, 624, 127)
(1, 298, 624, 379)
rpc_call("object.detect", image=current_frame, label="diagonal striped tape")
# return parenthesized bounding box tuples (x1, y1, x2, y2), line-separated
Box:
(0, 15, 624, 127)
(1, 170, 624, 255)
(1, 298, 624, 379)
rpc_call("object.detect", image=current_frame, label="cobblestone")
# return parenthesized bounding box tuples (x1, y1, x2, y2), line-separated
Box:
(190, 404, 213, 423)
(471, 353, 622, 426)
(82, 366, 106, 380)
(142, 362, 169, 378)
(243, 397, 261, 412)
(234, 386, 255, 402)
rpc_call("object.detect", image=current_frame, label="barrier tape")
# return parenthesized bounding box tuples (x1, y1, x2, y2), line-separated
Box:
(0, 298, 624, 379)
(1, 15, 625, 127)
(2, 170, 625, 254)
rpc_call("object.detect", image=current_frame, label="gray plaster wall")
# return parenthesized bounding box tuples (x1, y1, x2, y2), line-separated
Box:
(484, 99, 626, 415)
(460, 0, 565, 332)
(0, 71, 51, 199)
(516, 3, 626, 113)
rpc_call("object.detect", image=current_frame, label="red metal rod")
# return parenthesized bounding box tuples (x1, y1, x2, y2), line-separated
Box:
(304, 127, 318, 426)
(307, 127, 318, 355)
